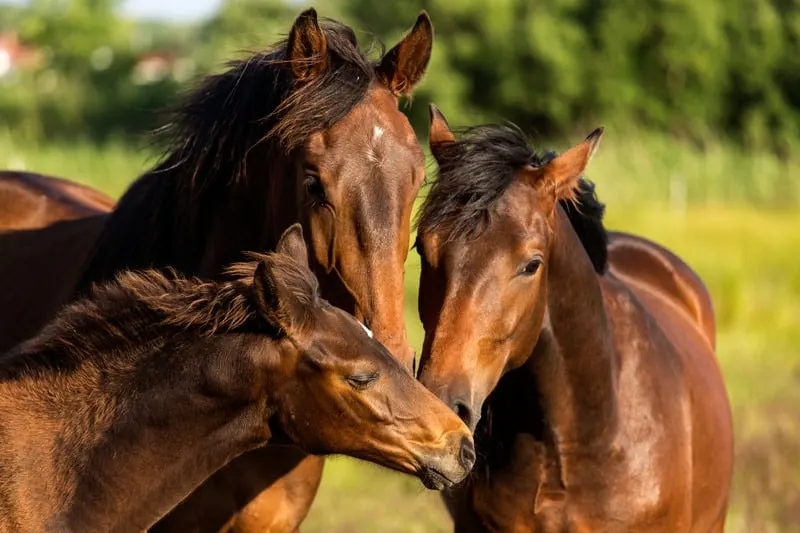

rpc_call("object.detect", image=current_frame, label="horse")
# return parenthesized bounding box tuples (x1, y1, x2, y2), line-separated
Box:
(412, 106, 734, 532)
(0, 171, 115, 231)
(0, 8, 433, 531)
(0, 225, 475, 533)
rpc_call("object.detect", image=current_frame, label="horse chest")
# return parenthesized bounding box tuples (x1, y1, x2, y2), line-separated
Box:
(455, 434, 678, 533)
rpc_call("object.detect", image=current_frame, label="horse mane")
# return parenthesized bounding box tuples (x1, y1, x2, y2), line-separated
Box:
(76, 18, 380, 291)
(417, 123, 608, 273)
(0, 252, 318, 381)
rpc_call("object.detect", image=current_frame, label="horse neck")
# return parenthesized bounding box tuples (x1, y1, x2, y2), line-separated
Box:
(530, 206, 619, 452)
(0, 334, 277, 532)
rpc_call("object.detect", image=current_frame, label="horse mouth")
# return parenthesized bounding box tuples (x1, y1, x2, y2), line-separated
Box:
(418, 466, 456, 491)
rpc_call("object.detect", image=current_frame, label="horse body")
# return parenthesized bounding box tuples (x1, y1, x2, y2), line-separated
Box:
(0, 171, 114, 231)
(0, 227, 474, 533)
(0, 216, 106, 349)
(415, 111, 733, 532)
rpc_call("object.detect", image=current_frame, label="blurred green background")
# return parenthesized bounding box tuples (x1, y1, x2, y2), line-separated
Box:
(1, 0, 799, 531)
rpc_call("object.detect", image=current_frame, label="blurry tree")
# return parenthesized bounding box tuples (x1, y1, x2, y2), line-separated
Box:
(342, 0, 800, 151)
(3, 0, 800, 152)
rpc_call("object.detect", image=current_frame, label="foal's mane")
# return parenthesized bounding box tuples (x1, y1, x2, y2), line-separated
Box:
(76, 18, 380, 291)
(417, 124, 608, 273)
(0, 254, 317, 380)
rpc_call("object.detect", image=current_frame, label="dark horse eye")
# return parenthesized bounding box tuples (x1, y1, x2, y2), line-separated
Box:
(304, 173, 326, 202)
(520, 258, 543, 276)
(345, 374, 379, 390)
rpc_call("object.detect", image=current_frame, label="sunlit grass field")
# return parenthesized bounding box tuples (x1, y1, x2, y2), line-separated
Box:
(3, 129, 799, 532)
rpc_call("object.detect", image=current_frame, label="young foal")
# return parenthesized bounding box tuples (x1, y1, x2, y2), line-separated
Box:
(414, 108, 733, 532)
(0, 225, 474, 533)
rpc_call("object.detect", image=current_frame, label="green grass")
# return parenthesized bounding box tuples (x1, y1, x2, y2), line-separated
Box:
(3, 129, 799, 532)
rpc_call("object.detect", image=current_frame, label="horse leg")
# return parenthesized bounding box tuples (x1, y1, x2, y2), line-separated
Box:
(151, 447, 324, 533)
(221, 453, 324, 533)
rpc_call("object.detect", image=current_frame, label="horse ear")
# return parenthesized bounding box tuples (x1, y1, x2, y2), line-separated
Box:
(429, 104, 456, 163)
(529, 127, 604, 211)
(252, 224, 316, 334)
(252, 260, 283, 328)
(276, 224, 309, 271)
(377, 11, 433, 97)
(287, 8, 327, 83)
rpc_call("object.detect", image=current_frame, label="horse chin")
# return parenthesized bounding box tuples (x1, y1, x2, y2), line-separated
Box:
(418, 466, 457, 491)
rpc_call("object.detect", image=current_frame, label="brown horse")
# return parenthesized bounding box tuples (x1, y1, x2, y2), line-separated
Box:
(0, 225, 475, 533)
(0, 171, 115, 231)
(0, 8, 432, 531)
(413, 106, 734, 532)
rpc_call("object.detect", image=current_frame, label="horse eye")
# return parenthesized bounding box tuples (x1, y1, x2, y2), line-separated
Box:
(520, 258, 542, 276)
(345, 373, 379, 390)
(304, 173, 326, 202)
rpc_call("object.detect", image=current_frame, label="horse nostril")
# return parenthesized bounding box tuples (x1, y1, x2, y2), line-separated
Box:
(452, 400, 474, 430)
(459, 436, 476, 470)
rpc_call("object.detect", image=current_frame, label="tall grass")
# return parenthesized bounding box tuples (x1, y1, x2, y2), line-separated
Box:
(2, 128, 799, 532)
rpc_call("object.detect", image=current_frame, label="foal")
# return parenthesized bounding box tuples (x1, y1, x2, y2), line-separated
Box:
(415, 107, 733, 532)
(0, 225, 474, 533)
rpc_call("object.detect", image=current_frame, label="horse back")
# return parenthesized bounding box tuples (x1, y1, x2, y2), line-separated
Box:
(0, 215, 107, 352)
(606, 231, 716, 349)
(0, 171, 115, 231)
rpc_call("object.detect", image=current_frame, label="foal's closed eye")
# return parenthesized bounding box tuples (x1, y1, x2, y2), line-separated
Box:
(345, 373, 379, 390)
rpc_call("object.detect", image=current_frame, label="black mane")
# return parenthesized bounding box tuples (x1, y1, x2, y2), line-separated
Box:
(76, 19, 379, 293)
(417, 123, 608, 273)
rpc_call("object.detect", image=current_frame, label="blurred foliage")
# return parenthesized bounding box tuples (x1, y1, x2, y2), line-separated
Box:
(343, 0, 800, 154)
(2, 0, 800, 153)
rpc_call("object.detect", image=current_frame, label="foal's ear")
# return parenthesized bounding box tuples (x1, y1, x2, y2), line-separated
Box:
(287, 8, 327, 83)
(377, 11, 434, 97)
(276, 224, 310, 271)
(529, 127, 604, 211)
(428, 103, 456, 162)
(252, 224, 317, 335)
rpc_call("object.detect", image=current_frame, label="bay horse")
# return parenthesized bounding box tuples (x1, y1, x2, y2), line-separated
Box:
(413, 106, 734, 532)
(0, 8, 433, 531)
(0, 225, 475, 533)
(0, 171, 115, 231)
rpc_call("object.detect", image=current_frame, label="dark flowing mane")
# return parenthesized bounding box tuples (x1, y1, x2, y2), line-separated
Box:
(76, 18, 380, 292)
(417, 124, 608, 273)
(0, 253, 317, 381)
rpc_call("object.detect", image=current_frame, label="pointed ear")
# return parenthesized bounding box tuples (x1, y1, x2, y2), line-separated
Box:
(287, 8, 327, 83)
(376, 11, 433, 97)
(530, 127, 604, 210)
(252, 225, 317, 335)
(428, 103, 456, 163)
(275, 224, 309, 271)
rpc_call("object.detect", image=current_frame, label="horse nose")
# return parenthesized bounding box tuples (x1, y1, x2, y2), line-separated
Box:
(458, 436, 476, 471)
(451, 399, 475, 431)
